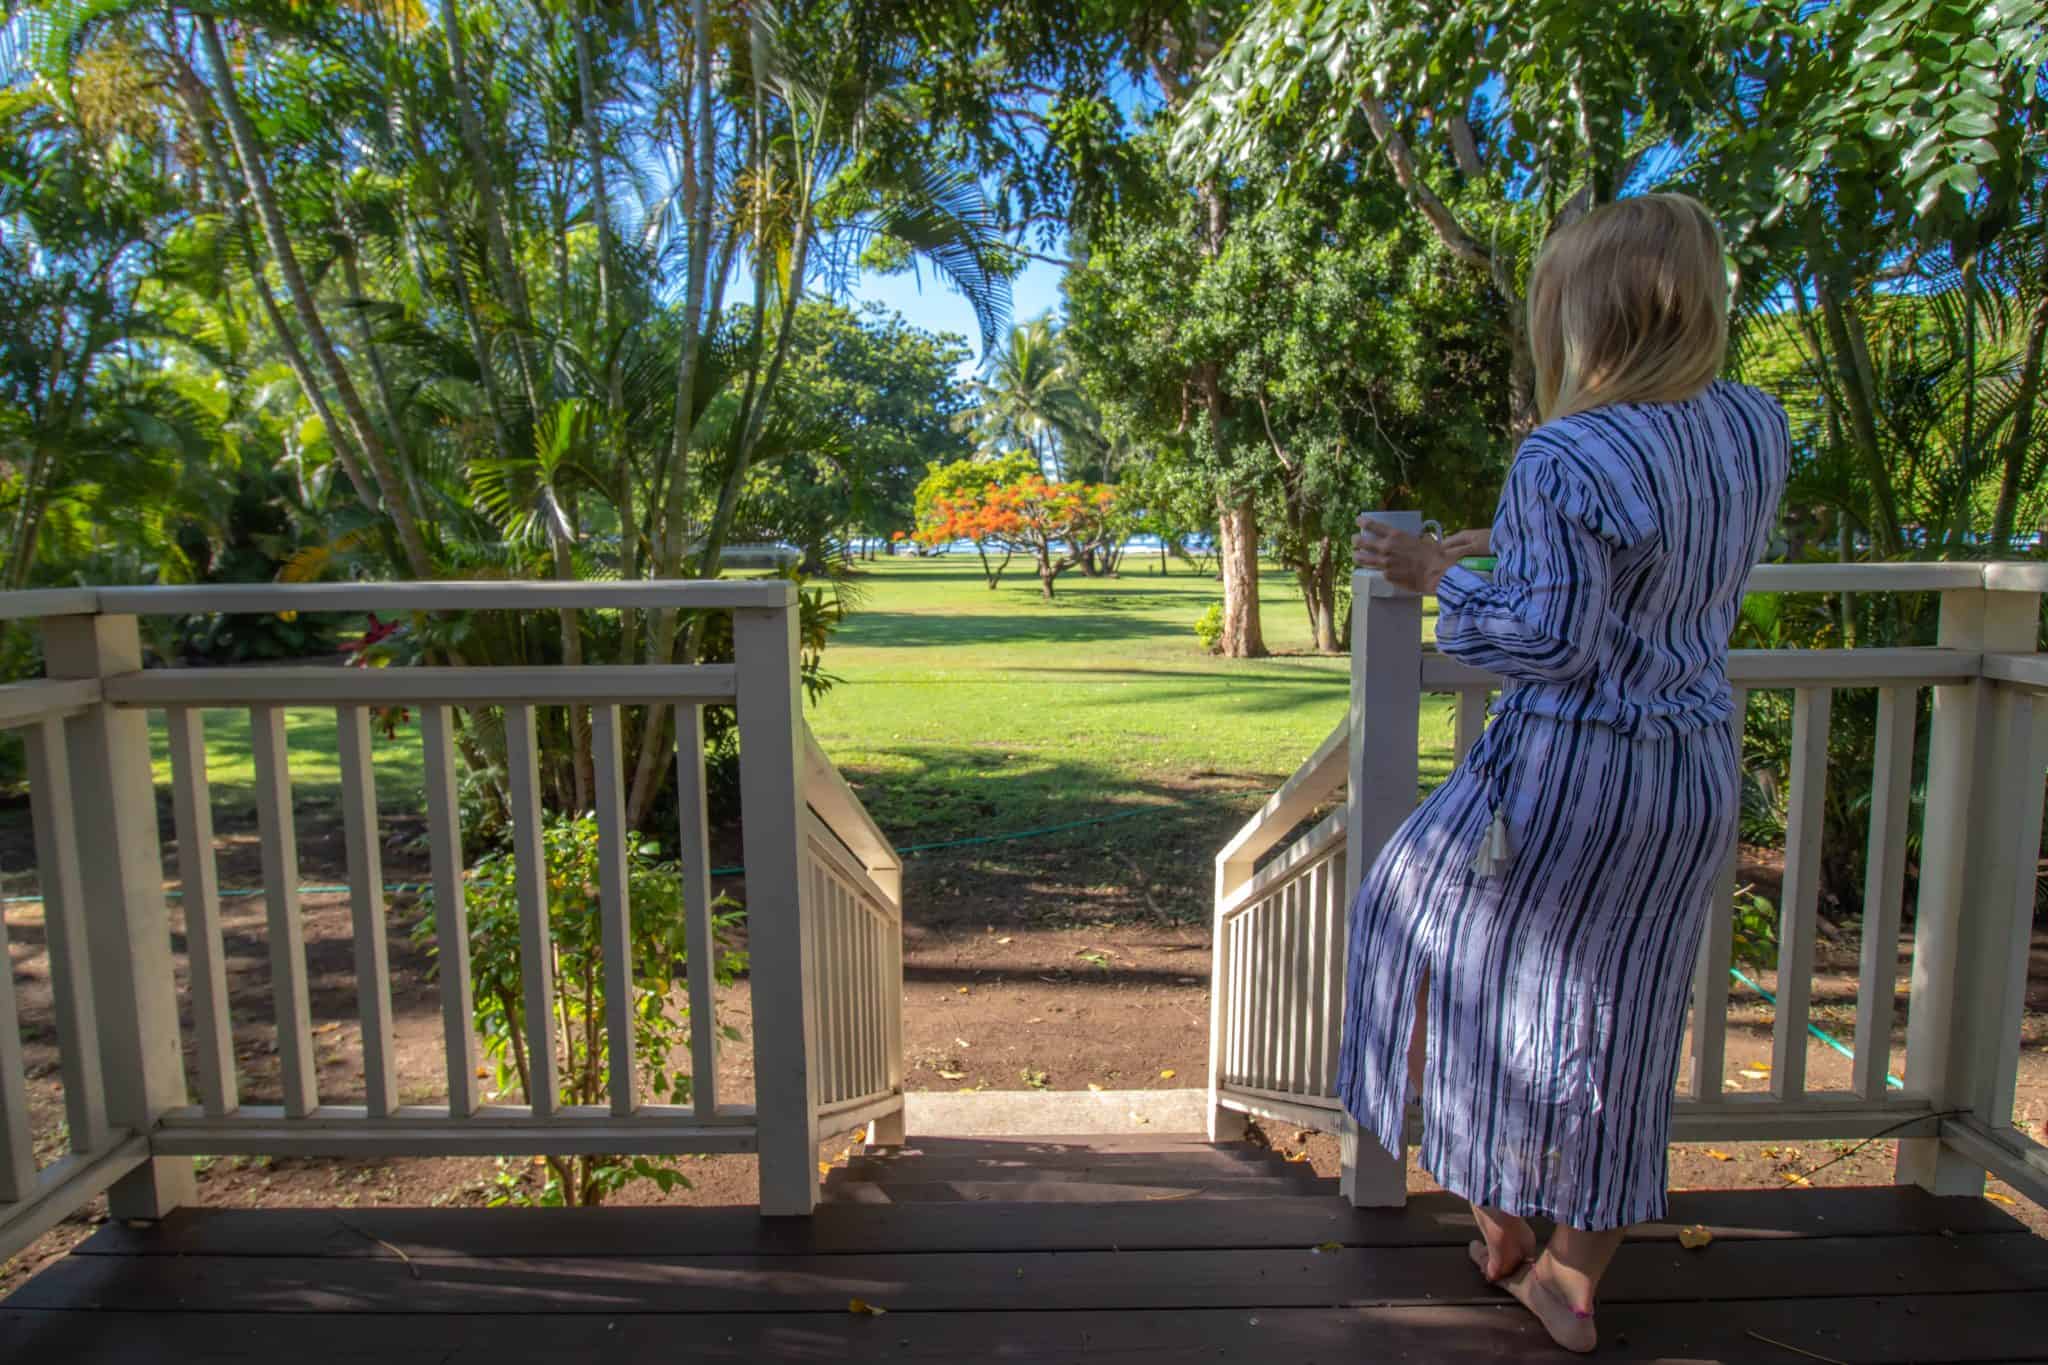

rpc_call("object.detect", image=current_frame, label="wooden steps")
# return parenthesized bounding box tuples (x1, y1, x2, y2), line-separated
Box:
(822, 1133, 1332, 1204)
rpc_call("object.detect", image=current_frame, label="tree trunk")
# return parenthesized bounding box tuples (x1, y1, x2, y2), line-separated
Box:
(1991, 292, 2048, 554)
(1812, 272, 1903, 555)
(439, 0, 543, 415)
(196, 16, 436, 580)
(1216, 498, 1266, 657)
(1296, 537, 1341, 654)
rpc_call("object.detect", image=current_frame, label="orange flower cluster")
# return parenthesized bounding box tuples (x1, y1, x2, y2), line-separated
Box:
(915, 474, 1116, 553)
(915, 474, 1119, 597)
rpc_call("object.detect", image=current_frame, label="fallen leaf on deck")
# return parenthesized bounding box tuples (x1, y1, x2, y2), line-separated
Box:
(1313, 1241, 1343, 1253)
(996, 937, 1012, 945)
(848, 1299, 887, 1316)
(957, 986, 970, 995)
(1160, 1069, 1178, 1080)
(1704, 1149, 1734, 1162)
(1748, 1060, 1771, 1070)
(1087, 1082, 1105, 1091)
(1738, 1069, 1769, 1080)
(1677, 1225, 1713, 1250)
(818, 1162, 832, 1176)
(1285, 1150, 1311, 1163)
(1985, 1191, 2016, 1206)
(1781, 1172, 1812, 1187)
(939, 1070, 966, 1080)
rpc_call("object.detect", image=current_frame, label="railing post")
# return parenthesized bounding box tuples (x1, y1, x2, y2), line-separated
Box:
(1340, 571, 1421, 1208)
(1207, 850, 1254, 1142)
(38, 613, 195, 1219)
(1897, 577, 2041, 1194)
(733, 593, 820, 1216)
(868, 862, 907, 1149)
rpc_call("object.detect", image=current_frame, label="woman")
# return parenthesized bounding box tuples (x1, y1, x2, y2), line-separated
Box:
(1346, 193, 1789, 1354)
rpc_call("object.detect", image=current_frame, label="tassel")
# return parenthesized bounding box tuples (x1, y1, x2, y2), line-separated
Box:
(1470, 809, 1513, 879)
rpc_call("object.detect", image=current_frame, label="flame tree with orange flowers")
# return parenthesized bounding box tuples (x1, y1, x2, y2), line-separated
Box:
(918, 473, 1119, 600)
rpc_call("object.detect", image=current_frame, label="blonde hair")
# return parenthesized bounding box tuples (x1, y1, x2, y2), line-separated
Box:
(1526, 193, 1730, 422)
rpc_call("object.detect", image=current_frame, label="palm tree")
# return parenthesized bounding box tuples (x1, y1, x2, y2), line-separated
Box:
(960, 317, 1095, 478)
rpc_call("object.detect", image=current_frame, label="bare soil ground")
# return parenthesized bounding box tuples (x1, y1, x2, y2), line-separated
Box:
(4, 804, 2044, 1296)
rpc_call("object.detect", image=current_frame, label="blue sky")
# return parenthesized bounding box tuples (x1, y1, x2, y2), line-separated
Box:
(842, 253, 1069, 377)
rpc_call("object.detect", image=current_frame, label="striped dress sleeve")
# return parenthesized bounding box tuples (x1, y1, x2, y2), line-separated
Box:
(1434, 450, 1616, 684)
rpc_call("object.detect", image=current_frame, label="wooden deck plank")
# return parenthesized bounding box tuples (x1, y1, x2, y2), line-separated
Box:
(6, 1296, 2048, 1365)
(12, 1233, 2047, 1317)
(68, 1188, 2022, 1260)
(835, 1161, 1319, 1185)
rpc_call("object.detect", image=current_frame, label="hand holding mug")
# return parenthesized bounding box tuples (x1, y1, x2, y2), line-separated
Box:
(1352, 513, 1471, 593)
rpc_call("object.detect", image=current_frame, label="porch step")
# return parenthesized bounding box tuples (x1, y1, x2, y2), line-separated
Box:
(900, 1087, 1210, 1136)
(823, 1132, 1331, 1205)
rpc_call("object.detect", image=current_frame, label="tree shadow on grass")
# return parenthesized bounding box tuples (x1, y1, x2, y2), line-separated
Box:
(837, 610, 1193, 650)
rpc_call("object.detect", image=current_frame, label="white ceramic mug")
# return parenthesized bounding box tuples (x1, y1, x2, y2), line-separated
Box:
(1357, 510, 1444, 541)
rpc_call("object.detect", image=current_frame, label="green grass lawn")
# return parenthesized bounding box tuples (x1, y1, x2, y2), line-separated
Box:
(807, 556, 1453, 845)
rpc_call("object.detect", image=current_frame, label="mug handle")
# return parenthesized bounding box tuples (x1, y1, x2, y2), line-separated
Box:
(1420, 519, 1445, 542)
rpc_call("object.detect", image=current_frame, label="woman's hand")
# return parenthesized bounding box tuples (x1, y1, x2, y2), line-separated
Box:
(1440, 528, 1491, 559)
(1352, 517, 1463, 593)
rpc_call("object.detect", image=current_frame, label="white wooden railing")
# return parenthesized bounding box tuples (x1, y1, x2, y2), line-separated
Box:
(0, 581, 901, 1258)
(1212, 563, 2048, 1211)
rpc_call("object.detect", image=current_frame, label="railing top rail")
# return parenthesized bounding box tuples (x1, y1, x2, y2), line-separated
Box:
(0, 588, 99, 621)
(103, 664, 739, 707)
(0, 677, 101, 730)
(0, 579, 796, 618)
(802, 723, 901, 882)
(1216, 719, 1348, 876)
(1357, 562, 2048, 598)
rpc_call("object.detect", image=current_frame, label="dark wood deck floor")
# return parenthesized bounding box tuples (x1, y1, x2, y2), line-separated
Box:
(4, 1137, 2046, 1363)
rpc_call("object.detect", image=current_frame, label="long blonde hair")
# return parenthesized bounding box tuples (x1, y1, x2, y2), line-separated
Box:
(1526, 193, 1730, 422)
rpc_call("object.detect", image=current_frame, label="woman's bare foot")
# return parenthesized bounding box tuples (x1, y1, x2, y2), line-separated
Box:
(1466, 1206, 1538, 1282)
(1499, 1257, 1598, 1354)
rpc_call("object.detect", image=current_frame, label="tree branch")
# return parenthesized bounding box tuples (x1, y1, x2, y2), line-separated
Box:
(1359, 99, 1492, 272)
(1446, 113, 1484, 180)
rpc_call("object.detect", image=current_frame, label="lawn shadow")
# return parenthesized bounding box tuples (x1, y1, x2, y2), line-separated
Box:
(837, 610, 1192, 650)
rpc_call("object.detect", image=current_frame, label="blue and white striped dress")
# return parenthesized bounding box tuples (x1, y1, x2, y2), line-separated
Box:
(1337, 380, 1790, 1231)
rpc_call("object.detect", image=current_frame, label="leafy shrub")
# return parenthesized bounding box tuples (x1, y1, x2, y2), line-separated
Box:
(1729, 884, 1780, 970)
(1194, 603, 1225, 653)
(414, 815, 747, 1206)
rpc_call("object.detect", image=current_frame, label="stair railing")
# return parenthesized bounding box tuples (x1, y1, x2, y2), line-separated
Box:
(1213, 563, 2048, 1213)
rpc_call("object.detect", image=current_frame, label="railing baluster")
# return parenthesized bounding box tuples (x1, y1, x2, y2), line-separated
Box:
(25, 717, 109, 1152)
(251, 705, 318, 1118)
(1773, 687, 1832, 1099)
(591, 706, 637, 1118)
(837, 885, 856, 1099)
(0, 898, 36, 1200)
(862, 910, 879, 1096)
(1453, 687, 1488, 763)
(419, 706, 480, 1117)
(1855, 687, 1915, 1101)
(1286, 880, 1307, 1091)
(1259, 898, 1279, 1090)
(674, 705, 719, 1118)
(337, 706, 398, 1117)
(1220, 916, 1236, 1088)
(165, 710, 236, 1118)
(503, 706, 559, 1116)
(810, 864, 833, 1105)
(1689, 689, 1745, 1102)
(1301, 863, 1323, 1096)
(1322, 848, 1345, 1096)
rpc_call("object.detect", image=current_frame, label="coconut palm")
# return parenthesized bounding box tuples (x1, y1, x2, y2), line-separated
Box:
(959, 316, 1096, 478)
